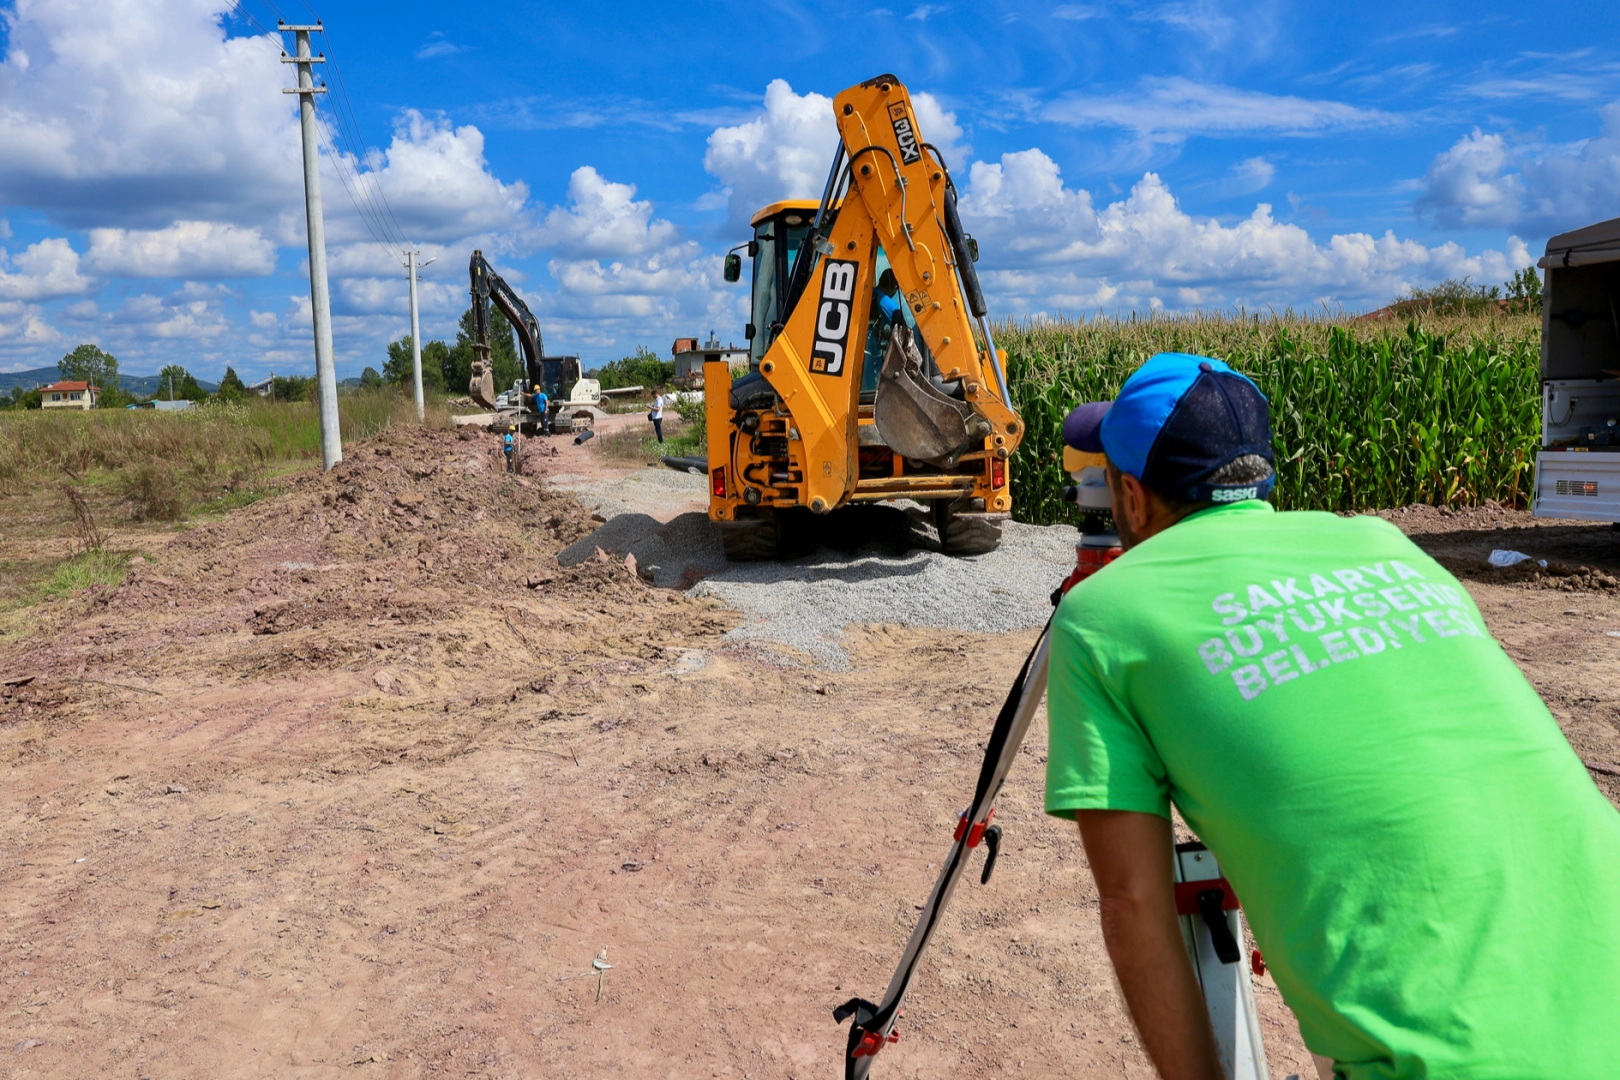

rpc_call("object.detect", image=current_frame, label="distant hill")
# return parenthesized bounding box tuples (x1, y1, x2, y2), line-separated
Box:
(0, 366, 218, 395)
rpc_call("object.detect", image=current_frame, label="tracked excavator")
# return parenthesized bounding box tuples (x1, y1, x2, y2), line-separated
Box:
(704, 74, 1022, 559)
(467, 250, 583, 433)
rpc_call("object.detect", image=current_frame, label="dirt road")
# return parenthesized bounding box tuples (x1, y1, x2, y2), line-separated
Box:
(2, 427, 1617, 1079)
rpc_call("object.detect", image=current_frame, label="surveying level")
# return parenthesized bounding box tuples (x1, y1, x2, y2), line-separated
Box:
(1176, 842, 1270, 1080)
(839, 445, 1272, 1079)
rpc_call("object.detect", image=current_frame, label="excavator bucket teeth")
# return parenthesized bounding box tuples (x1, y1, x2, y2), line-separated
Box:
(468, 362, 496, 410)
(873, 324, 986, 468)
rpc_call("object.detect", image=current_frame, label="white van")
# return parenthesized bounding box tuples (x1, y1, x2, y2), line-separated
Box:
(1533, 217, 1620, 523)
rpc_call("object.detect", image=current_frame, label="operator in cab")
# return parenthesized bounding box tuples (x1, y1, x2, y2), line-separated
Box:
(1045, 352, 1620, 1080)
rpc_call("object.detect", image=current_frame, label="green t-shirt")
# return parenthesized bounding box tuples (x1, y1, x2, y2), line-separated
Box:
(1045, 500, 1620, 1079)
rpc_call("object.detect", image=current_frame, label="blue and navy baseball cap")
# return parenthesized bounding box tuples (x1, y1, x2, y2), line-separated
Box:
(1061, 353, 1275, 503)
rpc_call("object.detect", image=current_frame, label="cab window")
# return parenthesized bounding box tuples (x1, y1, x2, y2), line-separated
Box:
(749, 214, 812, 367)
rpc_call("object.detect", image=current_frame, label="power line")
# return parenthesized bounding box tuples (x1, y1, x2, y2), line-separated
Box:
(317, 79, 407, 252)
(230, 0, 413, 258)
(321, 38, 411, 248)
(312, 108, 402, 263)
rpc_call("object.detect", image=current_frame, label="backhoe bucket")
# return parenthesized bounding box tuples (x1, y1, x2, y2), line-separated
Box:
(468, 360, 496, 410)
(872, 324, 991, 468)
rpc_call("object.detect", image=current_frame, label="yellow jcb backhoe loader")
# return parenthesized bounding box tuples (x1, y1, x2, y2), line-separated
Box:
(704, 74, 1023, 559)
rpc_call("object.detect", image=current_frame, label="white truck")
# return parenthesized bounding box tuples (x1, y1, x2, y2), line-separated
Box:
(1533, 216, 1620, 524)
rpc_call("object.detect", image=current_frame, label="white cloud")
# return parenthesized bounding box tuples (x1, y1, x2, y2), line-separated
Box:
(415, 33, 467, 60)
(0, 300, 60, 345)
(107, 292, 232, 341)
(537, 167, 679, 259)
(911, 92, 969, 172)
(1051, 5, 1101, 20)
(86, 221, 275, 278)
(1136, 2, 1237, 48)
(958, 148, 1529, 313)
(535, 166, 735, 343)
(0, 0, 302, 230)
(1045, 78, 1398, 143)
(0, 237, 94, 301)
(330, 111, 530, 245)
(336, 276, 462, 319)
(704, 80, 837, 227)
(703, 79, 969, 226)
(249, 310, 278, 329)
(1416, 105, 1620, 233)
(1229, 156, 1276, 194)
(907, 5, 947, 19)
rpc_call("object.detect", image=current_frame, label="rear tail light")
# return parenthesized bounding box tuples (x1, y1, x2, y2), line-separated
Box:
(991, 459, 1005, 489)
(711, 467, 727, 498)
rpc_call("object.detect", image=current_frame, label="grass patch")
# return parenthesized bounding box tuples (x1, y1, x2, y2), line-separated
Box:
(589, 414, 702, 466)
(194, 485, 283, 517)
(591, 425, 666, 466)
(36, 549, 136, 601)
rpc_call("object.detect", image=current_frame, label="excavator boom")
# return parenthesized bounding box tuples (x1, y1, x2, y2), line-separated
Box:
(468, 249, 546, 410)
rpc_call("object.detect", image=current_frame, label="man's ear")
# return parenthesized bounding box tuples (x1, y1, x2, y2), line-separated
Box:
(1107, 465, 1151, 535)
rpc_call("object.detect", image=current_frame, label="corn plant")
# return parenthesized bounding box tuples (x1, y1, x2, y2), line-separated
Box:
(1001, 310, 1542, 525)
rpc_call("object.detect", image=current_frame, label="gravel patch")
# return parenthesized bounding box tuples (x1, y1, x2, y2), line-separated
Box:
(689, 519, 1078, 667)
(565, 502, 1079, 667)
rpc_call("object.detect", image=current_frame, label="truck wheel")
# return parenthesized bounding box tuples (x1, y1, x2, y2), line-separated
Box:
(720, 508, 781, 561)
(934, 497, 1002, 556)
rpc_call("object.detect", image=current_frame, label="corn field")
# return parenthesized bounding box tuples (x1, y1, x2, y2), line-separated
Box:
(1002, 311, 1543, 526)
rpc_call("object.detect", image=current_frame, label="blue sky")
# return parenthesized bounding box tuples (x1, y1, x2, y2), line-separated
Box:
(1, 0, 1617, 381)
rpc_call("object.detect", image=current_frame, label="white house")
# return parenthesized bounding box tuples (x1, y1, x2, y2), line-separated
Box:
(39, 380, 98, 409)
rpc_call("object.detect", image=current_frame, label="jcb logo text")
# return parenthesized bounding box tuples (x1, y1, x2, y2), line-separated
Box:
(810, 259, 858, 376)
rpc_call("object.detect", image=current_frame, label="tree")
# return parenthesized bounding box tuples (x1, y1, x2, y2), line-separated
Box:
(384, 337, 448, 395)
(271, 374, 316, 402)
(58, 344, 120, 398)
(442, 305, 521, 397)
(419, 340, 448, 394)
(591, 346, 675, 390)
(6, 386, 43, 410)
(216, 367, 247, 402)
(1396, 277, 1501, 314)
(158, 364, 207, 402)
(1506, 266, 1543, 314)
(360, 366, 384, 388)
(384, 337, 413, 387)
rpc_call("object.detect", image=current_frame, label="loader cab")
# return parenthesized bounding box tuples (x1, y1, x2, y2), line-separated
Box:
(746, 202, 816, 369)
(743, 200, 923, 399)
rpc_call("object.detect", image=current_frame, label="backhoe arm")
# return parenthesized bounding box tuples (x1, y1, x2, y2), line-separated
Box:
(468, 249, 546, 409)
(757, 75, 1023, 514)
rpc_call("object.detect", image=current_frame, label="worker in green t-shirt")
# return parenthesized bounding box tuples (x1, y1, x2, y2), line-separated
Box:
(1046, 352, 1620, 1080)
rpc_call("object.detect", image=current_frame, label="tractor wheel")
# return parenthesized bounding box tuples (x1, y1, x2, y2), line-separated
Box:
(934, 497, 1002, 556)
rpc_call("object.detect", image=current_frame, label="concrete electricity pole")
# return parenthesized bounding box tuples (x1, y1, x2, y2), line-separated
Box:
(404, 253, 435, 421)
(406, 251, 423, 421)
(279, 20, 342, 470)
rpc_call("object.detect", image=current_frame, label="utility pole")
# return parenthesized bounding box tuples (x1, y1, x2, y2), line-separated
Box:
(403, 252, 435, 421)
(279, 20, 342, 470)
(406, 251, 423, 421)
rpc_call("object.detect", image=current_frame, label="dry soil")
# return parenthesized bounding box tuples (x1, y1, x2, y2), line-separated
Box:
(2, 427, 1617, 1080)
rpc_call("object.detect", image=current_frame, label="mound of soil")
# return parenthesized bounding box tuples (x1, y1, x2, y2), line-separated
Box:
(1361, 501, 1620, 590)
